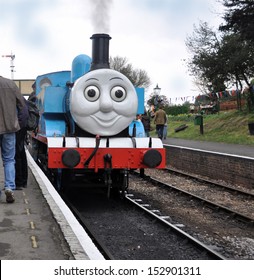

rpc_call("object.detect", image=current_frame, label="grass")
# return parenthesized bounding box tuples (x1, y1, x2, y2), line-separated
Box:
(150, 110, 254, 146)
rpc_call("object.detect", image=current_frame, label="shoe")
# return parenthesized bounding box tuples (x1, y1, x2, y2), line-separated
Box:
(5, 189, 15, 203)
(16, 186, 23, 190)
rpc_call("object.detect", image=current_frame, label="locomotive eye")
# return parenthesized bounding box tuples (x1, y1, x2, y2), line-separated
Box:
(110, 86, 126, 102)
(84, 86, 100, 102)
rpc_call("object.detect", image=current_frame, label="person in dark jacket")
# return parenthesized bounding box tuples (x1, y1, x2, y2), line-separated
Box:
(141, 111, 151, 137)
(15, 96, 29, 190)
(0, 76, 26, 203)
(28, 82, 37, 103)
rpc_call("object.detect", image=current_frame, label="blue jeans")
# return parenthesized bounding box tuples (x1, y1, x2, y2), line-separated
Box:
(0, 133, 16, 190)
(156, 124, 164, 140)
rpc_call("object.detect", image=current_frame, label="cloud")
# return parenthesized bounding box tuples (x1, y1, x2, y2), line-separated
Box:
(107, 0, 224, 100)
(0, 0, 55, 47)
(0, 0, 224, 103)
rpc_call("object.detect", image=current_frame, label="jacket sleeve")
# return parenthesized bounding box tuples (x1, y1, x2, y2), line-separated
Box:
(15, 87, 28, 128)
(19, 98, 29, 128)
(154, 112, 157, 124)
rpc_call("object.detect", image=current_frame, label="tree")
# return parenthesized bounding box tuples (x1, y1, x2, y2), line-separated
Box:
(219, 0, 254, 111)
(147, 94, 170, 109)
(185, 21, 227, 93)
(109, 56, 151, 88)
(219, 0, 254, 44)
(218, 33, 254, 89)
(186, 21, 254, 94)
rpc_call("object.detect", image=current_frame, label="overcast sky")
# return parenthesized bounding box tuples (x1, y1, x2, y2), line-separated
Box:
(0, 0, 224, 103)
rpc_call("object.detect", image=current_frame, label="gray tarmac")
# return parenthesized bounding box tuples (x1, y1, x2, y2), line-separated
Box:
(0, 151, 103, 260)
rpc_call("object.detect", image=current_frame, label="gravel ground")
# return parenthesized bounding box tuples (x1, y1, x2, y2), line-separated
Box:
(128, 170, 254, 260)
(145, 169, 254, 219)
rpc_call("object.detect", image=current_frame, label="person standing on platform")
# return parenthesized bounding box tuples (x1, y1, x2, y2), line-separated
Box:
(141, 111, 151, 137)
(0, 76, 27, 203)
(15, 96, 29, 190)
(28, 82, 37, 103)
(154, 104, 167, 140)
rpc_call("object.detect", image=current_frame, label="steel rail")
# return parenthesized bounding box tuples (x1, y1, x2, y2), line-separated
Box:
(125, 193, 225, 260)
(133, 172, 254, 225)
(165, 167, 254, 198)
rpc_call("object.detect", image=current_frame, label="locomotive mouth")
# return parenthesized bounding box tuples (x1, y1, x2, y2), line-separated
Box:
(90, 114, 122, 128)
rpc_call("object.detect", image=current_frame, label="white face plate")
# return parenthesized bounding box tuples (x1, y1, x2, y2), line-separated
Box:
(70, 69, 138, 136)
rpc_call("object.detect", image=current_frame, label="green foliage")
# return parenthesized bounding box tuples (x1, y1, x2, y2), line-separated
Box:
(164, 104, 189, 116)
(186, 0, 254, 96)
(186, 22, 254, 94)
(220, 0, 254, 44)
(185, 21, 227, 93)
(147, 94, 170, 108)
(248, 115, 254, 123)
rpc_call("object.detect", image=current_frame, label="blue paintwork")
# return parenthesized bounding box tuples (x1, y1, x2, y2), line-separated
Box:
(129, 120, 145, 137)
(71, 54, 91, 82)
(35, 71, 71, 93)
(135, 87, 145, 115)
(36, 71, 70, 136)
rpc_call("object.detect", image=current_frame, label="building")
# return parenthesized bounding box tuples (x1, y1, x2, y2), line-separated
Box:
(14, 79, 35, 96)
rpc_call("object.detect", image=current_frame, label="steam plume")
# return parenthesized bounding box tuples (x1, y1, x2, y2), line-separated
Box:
(89, 0, 113, 33)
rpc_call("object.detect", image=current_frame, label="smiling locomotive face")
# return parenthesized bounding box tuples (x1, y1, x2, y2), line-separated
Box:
(70, 69, 138, 136)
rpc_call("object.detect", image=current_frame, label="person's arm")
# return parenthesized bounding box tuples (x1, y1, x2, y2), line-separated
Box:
(15, 87, 28, 128)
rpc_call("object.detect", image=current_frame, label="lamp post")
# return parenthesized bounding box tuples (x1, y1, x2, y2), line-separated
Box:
(153, 83, 161, 95)
(153, 84, 161, 110)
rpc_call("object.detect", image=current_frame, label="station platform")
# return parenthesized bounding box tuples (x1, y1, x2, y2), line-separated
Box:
(0, 151, 104, 260)
(163, 138, 254, 159)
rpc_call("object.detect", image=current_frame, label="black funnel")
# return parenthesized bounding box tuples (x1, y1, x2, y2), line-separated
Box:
(90, 33, 111, 71)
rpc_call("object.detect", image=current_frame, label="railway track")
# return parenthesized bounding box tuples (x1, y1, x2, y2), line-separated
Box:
(125, 193, 224, 259)
(165, 167, 254, 197)
(61, 187, 224, 260)
(38, 160, 253, 259)
(61, 194, 115, 260)
(129, 169, 254, 259)
(134, 169, 254, 225)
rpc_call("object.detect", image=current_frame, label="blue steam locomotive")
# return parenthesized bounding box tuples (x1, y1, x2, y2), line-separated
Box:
(28, 34, 165, 197)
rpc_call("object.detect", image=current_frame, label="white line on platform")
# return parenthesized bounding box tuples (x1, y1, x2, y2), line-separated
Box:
(26, 150, 105, 260)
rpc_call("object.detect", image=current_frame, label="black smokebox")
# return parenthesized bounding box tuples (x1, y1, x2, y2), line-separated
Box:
(90, 33, 111, 71)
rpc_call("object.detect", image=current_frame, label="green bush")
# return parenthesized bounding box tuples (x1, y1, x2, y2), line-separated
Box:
(165, 104, 189, 116)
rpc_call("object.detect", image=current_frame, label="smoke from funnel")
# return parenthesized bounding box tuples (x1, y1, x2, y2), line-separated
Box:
(89, 0, 113, 33)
